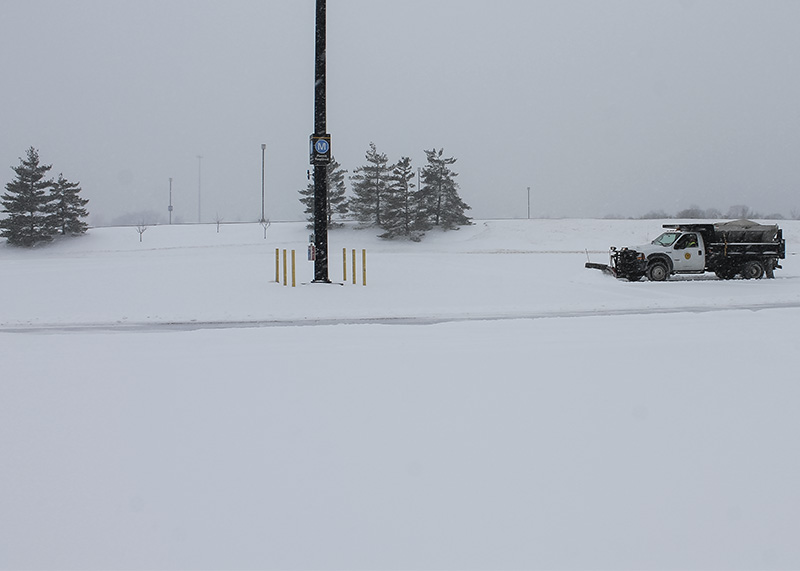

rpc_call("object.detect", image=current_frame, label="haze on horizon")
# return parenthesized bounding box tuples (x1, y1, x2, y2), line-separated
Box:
(2, 0, 799, 225)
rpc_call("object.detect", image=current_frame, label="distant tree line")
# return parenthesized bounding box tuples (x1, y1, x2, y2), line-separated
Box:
(629, 204, 795, 221)
(1, 147, 89, 247)
(299, 143, 471, 241)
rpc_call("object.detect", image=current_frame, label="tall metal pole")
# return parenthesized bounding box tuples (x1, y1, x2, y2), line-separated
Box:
(168, 177, 173, 224)
(197, 155, 203, 224)
(312, 0, 330, 282)
(527, 186, 530, 219)
(261, 144, 266, 223)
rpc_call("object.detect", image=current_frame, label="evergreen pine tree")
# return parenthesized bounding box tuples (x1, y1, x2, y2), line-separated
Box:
(1, 147, 55, 247)
(327, 159, 349, 226)
(349, 142, 390, 226)
(380, 157, 419, 240)
(420, 148, 471, 230)
(51, 173, 89, 236)
(298, 157, 348, 229)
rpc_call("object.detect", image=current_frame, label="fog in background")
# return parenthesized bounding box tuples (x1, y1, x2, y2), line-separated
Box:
(2, 0, 799, 225)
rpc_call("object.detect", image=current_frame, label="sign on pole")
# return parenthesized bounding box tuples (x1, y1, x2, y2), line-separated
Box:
(310, 133, 332, 165)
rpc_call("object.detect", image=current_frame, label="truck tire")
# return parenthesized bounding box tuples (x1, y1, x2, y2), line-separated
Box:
(714, 266, 737, 280)
(646, 261, 669, 282)
(741, 260, 765, 280)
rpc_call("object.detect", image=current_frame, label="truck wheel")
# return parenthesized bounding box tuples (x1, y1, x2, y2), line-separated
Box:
(741, 260, 765, 280)
(646, 261, 669, 282)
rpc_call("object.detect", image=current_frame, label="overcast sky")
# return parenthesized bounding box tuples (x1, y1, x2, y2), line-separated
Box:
(2, 0, 799, 224)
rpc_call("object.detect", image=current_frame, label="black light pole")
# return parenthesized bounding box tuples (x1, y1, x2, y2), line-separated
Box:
(311, 0, 330, 282)
(260, 143, 266, 223)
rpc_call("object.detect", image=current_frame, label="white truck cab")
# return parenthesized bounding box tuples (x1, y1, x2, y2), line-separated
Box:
(638, 231, 706, 273)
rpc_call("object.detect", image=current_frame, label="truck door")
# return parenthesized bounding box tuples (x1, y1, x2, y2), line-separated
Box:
(672, 233, 705, 272)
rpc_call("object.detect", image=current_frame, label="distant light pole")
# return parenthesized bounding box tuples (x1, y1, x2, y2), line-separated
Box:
(527, 186, 531, 219)
(260, 143, 266, 223)
(168, 177, 173, 224)
(197, 155, 203, 223)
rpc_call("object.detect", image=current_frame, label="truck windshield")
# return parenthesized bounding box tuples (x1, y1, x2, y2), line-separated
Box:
(652, 232, 680, 247)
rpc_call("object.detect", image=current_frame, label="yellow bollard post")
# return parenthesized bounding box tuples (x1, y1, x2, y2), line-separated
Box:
(275, 248, 279, 283)
(282, 249, 287, 286)
(343, 247, 347, 282)
(352, 249, 356, 284)
(291, 250, 296, 287)
(362, 249, 367, 286)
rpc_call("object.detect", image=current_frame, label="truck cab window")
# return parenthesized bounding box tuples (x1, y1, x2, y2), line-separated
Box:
(652, 232, 679, 247)
(674, 233, 698, 250)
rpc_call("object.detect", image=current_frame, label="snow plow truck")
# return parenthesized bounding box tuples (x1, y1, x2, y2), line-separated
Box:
(586, 219, 786, 281)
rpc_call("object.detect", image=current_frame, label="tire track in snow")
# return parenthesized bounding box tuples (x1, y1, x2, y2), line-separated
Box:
(4, 300, 800, 334)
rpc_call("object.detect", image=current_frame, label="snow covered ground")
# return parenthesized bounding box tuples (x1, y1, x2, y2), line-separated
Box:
(2, 219, 799, 570)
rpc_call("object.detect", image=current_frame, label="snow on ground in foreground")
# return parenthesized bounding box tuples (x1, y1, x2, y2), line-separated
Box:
(1, 219, 799, 570)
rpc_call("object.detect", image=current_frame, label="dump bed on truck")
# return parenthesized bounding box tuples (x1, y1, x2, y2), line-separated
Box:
(665, 219, 781, 244)
(712, 219, 780, 243)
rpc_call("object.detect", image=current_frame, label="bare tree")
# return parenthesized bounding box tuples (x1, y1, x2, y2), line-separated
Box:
(136, 222, 148, 242)
(726, 204, 753, 219)
(676, 205, 705, 219)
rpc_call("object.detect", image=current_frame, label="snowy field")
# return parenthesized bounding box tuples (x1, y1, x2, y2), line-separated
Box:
(2, 219, 799, 570)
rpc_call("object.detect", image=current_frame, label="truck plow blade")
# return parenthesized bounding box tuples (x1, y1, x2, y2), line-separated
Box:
(585, 262, 615, 276)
